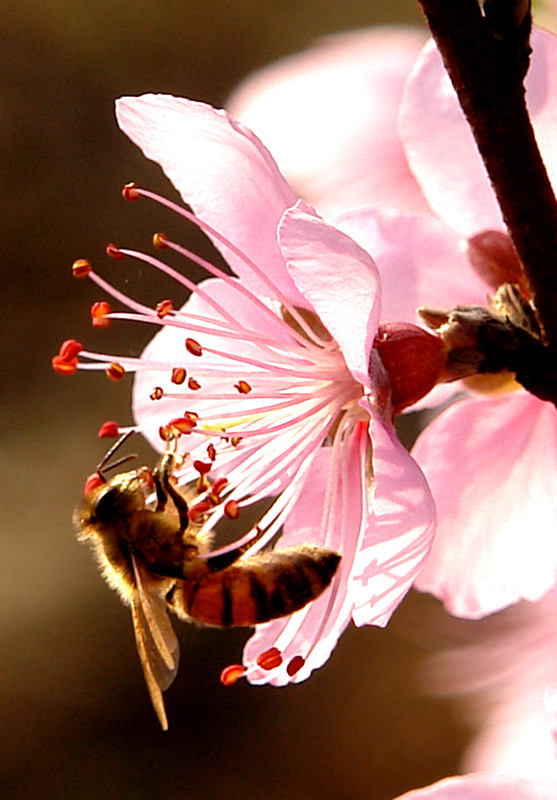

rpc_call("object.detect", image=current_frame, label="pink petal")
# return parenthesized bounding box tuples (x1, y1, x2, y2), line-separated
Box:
(279, 201, 380, 388)
(395, 773, 557, 800)
(228, 27, 429, 217)
(351, 403, 435, 627)
(399, 28, 557, 236)
(413, 393, 557, 617)
(132, 276, 297, 455)
(243, 421, 371, 685)
(115, 95, 303, 301)
(334, 205, 488, 322)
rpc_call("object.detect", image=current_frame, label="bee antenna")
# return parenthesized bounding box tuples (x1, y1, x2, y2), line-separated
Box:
(96, 430, 136, 475)
(102, 453, 139, 474)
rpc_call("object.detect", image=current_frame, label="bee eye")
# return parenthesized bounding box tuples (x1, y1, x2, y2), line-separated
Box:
(90, 485, 122, 523)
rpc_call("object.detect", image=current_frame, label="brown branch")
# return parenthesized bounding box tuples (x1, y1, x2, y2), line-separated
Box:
(416, 0, 557, 348)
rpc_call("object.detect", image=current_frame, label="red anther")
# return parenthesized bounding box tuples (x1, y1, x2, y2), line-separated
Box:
(286, 655, 305, 676)
(106, 243, 125, 260)
(171, 367, 187, 385)
(122, 182, 139, 201)
(168, 416, 197, 434)
(256, 647, 283, 671)
(234, 380, 252, 394)
(188, 501, 211, 522)
(207, 443, 217, 462)
(231, 437, 242, 447)
(150, 386, 164, 401)
(91, 301, 111, 328)
(220, 664, 245, 686)
(153, 232, 168, 249)
(156, 299, 174, 318)
(52, 355, 77, 375)
(211, 476, 228, 495)
(158, 424, 173, 441)
(183, 410, 199, 420)
(84, 472, 104, 495)
(106, 362, 125, 381)
(185, 338, 203, 357)
(224, 500, 240, 520)
(72, 259, 92, 278)
(193, 460, 212, 476)
(188, 377, 201, 391)
(98, 420, 120, 438)
(59, 339, 83, 361)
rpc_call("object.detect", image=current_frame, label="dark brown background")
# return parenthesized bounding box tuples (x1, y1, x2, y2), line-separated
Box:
(1, 2, 467, 798)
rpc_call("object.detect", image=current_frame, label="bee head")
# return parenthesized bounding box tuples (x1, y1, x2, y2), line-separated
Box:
(75, 468, 152, 534)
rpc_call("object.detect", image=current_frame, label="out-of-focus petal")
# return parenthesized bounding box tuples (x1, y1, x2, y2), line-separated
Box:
(279, 201, 380, 389)
(334, 205, 488, 322)
(351, 403, 435, 627)
(115, 94, 302, 301)
(395, 773, 557, 800)
(243, 421, 370, 685)
(399, 28, 557, 236)
(413, 393, 557, 617)
(228, 27, 430, 217)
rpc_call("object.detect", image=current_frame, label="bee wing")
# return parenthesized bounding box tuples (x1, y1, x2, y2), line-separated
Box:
(131, 554, 180, 672)
(130, 555, 180, 730)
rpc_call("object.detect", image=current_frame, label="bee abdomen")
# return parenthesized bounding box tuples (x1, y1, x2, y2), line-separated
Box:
(173, 545, 341, 627)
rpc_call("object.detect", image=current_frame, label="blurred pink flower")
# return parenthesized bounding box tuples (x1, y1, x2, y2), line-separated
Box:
(393, 773, 556, 799)
(423, 588, 557, 783)
(67, 95, 436, 685)
(229, 26, 557, 620)
(227, 26, 429, 218)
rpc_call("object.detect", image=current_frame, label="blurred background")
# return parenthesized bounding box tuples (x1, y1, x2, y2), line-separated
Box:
(1, 1, 469, 798)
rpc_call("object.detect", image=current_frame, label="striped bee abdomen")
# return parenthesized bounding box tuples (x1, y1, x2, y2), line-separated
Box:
(172, 544, 341, 627)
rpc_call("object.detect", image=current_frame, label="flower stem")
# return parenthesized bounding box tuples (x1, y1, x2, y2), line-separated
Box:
(416, 0, 557, 348)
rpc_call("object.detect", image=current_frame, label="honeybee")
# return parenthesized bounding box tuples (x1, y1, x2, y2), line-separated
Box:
(74, 430, 341, 729)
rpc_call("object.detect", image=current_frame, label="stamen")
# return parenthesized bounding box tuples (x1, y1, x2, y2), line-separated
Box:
(133, 186, 332, 349)
(256, 647, 283, 671)
(52, 355, 77, 375)
(72, 259, 92, 278)
(186, 338, 203, 357)
(59, 339, 83, 361)
(193, 460, 212, 476)
(122, 182, 140, 201)
(188, 501, 211, 522)
(84, 472, 105, 495)
(153, 232, 168, 249)
(234, 380, 252, 394)
(171, 367, 187, 385)
(98, 420, 120, 438)
(188, 377, 201, 390)
(167, 416, 197, 434)
(156, 299, 174, 318)
(150, 387, 164, 400)
(91, 301, 111, 328)
(207, 443, 217, 462)
(106, 243, 125, 260)
(220, 664, 245, 686)
(286, 656, 305, 676)
(106, 362, 125, 381)
(224, 500, 240, 519)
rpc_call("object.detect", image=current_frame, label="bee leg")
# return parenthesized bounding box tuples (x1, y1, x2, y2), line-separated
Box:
(153, 443, 190, 532)
(205, 526, 266, 572)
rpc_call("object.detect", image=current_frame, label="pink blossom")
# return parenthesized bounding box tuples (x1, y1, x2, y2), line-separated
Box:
(392, 773, 556, 800)
(421, 588, 557, 782)
(66, 95, 435, 685)
(227, 27, 429, 218)
(228, 25, 557, 619)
